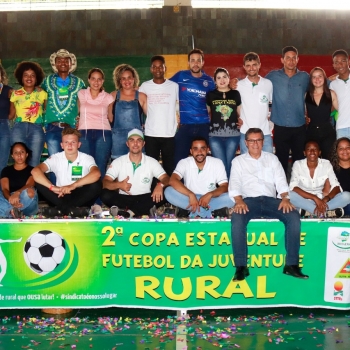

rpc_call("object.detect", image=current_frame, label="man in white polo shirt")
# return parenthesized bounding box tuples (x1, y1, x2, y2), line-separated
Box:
(32, 127, 102, 217)
(100, 129, 169, 218)
(329, 49, 350, 139)
(237, 52, 273, 154)
(164, 137, 234, 218)
(139, 55, 179, 176)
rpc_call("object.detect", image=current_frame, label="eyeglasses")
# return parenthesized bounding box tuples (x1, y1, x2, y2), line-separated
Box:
(246, 139, 264, 144)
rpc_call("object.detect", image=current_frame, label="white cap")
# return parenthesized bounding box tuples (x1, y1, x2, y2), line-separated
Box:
(127, 129, 144, 139)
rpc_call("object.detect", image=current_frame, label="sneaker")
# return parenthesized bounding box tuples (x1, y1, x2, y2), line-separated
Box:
(326, 208, 344, 218)
(117, 210, 131, 218)
(176, 208, 190, 218)
(41, 207, 62, 218)
(299, 209, 312, 217)
(150, 205, 168, 218)
(90, 204, 103, 218)
(110, 206, 119, 217)
(11, 208, 22, 219)
(149, 205, 157, 218)
(212, 207, 229, 218)
(69, 207, 90, 218)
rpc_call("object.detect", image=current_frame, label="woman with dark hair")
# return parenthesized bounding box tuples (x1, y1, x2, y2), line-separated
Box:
(305, 67, 337, 160)
(0, 64, 12, 175)
(331, 137, 350, 215)
(290, 140, 350, 218)
(0, 142, 38, 218)
(78, 68, 114, 179)
(9, 61, 47, 167)
(206, 67, 241, 177)
(109, 64, 147, 159)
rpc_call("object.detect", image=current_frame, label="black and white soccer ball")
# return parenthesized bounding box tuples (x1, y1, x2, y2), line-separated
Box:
(24, 230, 66, 275)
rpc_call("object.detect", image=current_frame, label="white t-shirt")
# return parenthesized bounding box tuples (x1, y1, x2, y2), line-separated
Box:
(139, 79, 179, 137)
(330, 77, 350, 130)
(44, 151, 97, 187)
(237, 76, 273, 135)
(105, 153, 166, 195)
(174, 156, 228, 195)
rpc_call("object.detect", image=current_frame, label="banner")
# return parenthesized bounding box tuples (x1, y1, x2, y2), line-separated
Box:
(0, 219, 349, 309)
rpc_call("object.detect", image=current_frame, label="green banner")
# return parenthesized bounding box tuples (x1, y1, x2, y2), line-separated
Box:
(0, 220, 349, 309)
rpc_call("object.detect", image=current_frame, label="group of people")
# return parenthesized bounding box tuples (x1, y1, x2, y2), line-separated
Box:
(3, 45, 350, 282)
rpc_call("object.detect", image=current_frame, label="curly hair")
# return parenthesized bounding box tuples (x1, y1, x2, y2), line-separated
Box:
(330, 137, 350, 172)
(14, 61, 45, 87)
(112, 64, 139, 90)
(0, 64, 9, 85)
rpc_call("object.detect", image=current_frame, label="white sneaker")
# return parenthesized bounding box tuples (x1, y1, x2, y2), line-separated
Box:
(110, 206, 119, 217)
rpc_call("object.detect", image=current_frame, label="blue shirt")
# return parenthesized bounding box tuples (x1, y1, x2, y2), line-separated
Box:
(170, 70, 215, 124)
(266, 68, 309, 127)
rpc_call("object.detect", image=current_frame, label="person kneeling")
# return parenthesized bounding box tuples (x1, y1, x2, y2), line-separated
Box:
(230, 128, 308, 281)
(289, 140, 350, 218)
(32, 128, 102, 217)
(165, 137, 234, 218)
(100, 129, 169, 218)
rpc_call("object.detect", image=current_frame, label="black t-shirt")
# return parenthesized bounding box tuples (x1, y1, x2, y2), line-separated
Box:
(206, 89, 241, 137)
(334, 166, 350, 192)
(1, 165, 33, 193)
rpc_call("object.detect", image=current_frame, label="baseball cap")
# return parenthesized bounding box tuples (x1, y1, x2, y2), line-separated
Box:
(127, 129, 144, 140)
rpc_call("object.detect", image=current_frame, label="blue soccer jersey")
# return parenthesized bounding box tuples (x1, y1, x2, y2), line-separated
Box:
(170, 70, 215, 124)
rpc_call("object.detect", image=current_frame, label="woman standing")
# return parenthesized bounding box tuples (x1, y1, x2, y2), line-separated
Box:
(78, 68, 114, 179)
(0, 64, 12, 175)
(305, 67, 337, 160)
(110, 64, 147, 159)
(0, 142, 38, 218)
(331, 137, 350, 216)
(9, 61, 47, 167)
(206, 67, 241, 177)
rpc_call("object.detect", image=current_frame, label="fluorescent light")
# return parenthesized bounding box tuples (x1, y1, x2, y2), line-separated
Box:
(0, 0, 164, 11)
(192, 0, 350, 10)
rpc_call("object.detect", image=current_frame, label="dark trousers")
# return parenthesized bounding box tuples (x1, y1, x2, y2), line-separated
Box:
(36, 180, 102, 209)
(274, 124, 306, 175)
(306, 123, 336, 160)
(144, 135, 175, 176)
(174, 123, 210, 164)
(100, 190, 165, 217)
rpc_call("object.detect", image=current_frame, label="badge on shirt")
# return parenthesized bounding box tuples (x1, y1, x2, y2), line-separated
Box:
(71, 166, 83, 181)
(58, 87, 69, 101)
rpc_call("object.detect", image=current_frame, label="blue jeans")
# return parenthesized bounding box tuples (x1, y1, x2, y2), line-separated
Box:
(290, 191, 350, 213)
(45, 123, 66, 156)
(0, 188, 38, 218)
(336, 127, 350, 139)
(231, 196, 301, 266)
(240, 133, 274, 154)
(209, 136, 240, 177)
(11, 122, 45, 167)
(164, 186, 234, 218)
(79, 129, 112, 179)
(174, 123, 210, 164)
(0, 120, 11, 178)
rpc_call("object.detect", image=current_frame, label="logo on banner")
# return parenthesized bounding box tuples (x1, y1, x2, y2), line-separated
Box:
(335, 259, 350, 279)
(333, 281, 344, 301)
(332, 230, 350, 249)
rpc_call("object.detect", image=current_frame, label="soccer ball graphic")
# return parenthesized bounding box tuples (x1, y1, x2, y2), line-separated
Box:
(24, 230, 66, 275)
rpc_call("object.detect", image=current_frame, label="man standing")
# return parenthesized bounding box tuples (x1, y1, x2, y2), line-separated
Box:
(32, 128, 102, 217)
(329, 49, 350, 139)
(42, 49, 85, 158)
(237, 52, 273, 154)
(229, 128, 308, 281)
(170, 49, 215, 164)
(265, 46, 309, 175)
(165, 137, 234, 218)
(100, 129, 169, 218)
(139, 55, 179, 176)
